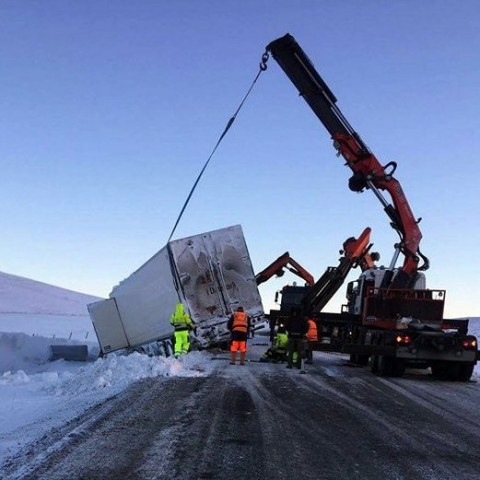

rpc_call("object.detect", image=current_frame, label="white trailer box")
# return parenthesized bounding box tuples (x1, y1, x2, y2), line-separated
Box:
(88, 225, 264, 354)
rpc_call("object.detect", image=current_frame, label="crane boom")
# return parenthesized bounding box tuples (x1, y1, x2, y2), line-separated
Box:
(266, 34, 429, 288)
(255, 252, 315, 286)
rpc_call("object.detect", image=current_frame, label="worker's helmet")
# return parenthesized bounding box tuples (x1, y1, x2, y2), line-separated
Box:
(237, 306, 244, 312)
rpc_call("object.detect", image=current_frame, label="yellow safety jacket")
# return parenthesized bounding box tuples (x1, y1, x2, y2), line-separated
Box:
(170, 303, 194, 331)
(274, 332, 288, 352)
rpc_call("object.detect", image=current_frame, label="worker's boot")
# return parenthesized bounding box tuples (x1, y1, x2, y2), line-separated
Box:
(240, 352, 246, 365)
(230, 352, 236, 365)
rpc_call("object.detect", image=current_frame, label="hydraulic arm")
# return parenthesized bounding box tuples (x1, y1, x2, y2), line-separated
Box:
(302, 227, 377, 313)
(256, 252, 315, 286)
(266, 34, 429, 289)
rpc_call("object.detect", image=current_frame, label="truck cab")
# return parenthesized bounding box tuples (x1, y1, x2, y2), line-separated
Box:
(345, 268, 426, 315)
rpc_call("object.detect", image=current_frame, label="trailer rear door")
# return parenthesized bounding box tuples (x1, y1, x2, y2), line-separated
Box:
(88, 298, 128, 354)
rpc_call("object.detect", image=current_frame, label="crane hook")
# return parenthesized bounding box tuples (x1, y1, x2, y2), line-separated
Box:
(260, 51, 270, 71)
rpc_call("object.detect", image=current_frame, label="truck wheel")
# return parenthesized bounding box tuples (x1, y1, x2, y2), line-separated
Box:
(392, 360, 405, 378)
(370, 355, 379, 374)
(357, 354, 369, 366)
(350, 354, 369, 366)
(455, 363, 474, 382)
(377, 355, 395, 377)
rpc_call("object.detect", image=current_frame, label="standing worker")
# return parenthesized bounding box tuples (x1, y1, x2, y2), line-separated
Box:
(170, 302, 195, 358)
(227, 306, 251, 365)
(285, 307, 309, 370)
(305, 317, 318, 364)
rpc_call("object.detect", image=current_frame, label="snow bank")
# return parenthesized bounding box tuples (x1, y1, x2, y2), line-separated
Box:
(0, 331, 214, 461)
(47, 350, 213, 397)
(0, 349, 213, 396)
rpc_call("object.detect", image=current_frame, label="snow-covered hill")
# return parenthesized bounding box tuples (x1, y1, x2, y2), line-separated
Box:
(0, 271, 103, 316)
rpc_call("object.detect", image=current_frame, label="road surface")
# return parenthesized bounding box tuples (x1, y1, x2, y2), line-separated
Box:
(2, 335, 480, 480)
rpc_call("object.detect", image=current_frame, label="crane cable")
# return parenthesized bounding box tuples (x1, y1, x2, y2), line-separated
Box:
(167, 51, 270, 243)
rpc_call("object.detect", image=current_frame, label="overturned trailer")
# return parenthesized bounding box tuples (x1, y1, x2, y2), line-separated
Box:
(88, 225, 265, 355)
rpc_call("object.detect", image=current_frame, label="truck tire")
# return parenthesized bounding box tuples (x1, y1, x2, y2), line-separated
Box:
(370, 355, 379, 374)
(377, 355, 395, 377)
(357, 354, 369, 366)
(431, 361, 473, 381)
(392, 360, 405, 378)
(456, 363, 474, 382)
(350, 354, 369, 366)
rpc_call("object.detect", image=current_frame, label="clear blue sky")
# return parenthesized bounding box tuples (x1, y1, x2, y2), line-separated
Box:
(1, 1, 479, 317)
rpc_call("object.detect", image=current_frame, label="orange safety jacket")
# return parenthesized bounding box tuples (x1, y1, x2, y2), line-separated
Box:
(306, 319, 318, 342)
(232, 311, 248, 333)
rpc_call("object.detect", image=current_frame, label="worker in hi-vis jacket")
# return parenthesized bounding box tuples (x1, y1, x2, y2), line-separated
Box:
(170, 302, 195, 358)
(227, 306, 251, 365)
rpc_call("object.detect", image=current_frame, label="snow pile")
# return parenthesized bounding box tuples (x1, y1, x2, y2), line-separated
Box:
(0, 331, 213, 462)
(0, 348, 213, 396)
(46, 350, 213, 396)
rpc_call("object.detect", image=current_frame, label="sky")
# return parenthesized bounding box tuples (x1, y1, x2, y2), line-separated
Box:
(1, 1, 479, 317)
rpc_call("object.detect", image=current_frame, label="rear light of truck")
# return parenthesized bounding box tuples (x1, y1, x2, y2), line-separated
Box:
(395, 334, 411, 345)
(462, 336, 477, 350)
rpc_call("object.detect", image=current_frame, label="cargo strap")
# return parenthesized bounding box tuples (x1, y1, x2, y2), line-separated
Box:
(167, 51, 270, 243)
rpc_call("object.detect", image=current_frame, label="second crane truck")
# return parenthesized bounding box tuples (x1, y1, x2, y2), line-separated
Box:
(263, 34, 477, 380)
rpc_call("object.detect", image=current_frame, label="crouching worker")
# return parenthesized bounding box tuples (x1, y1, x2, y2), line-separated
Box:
(260, 324, 288, 362)
(170, 302, 195, 358)
(228, 306, 250, 365)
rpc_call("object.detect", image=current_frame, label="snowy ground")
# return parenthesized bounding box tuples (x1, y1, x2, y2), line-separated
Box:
(0, 313, 214, 463)
(1, 313, 479, 466)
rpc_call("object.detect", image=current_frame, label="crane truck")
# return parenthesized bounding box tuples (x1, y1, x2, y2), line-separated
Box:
(264, 34, 478, 380)
(258, 228, 377, 325)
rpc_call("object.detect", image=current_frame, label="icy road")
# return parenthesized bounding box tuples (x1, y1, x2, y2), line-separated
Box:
(2, 337, 480, 480)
